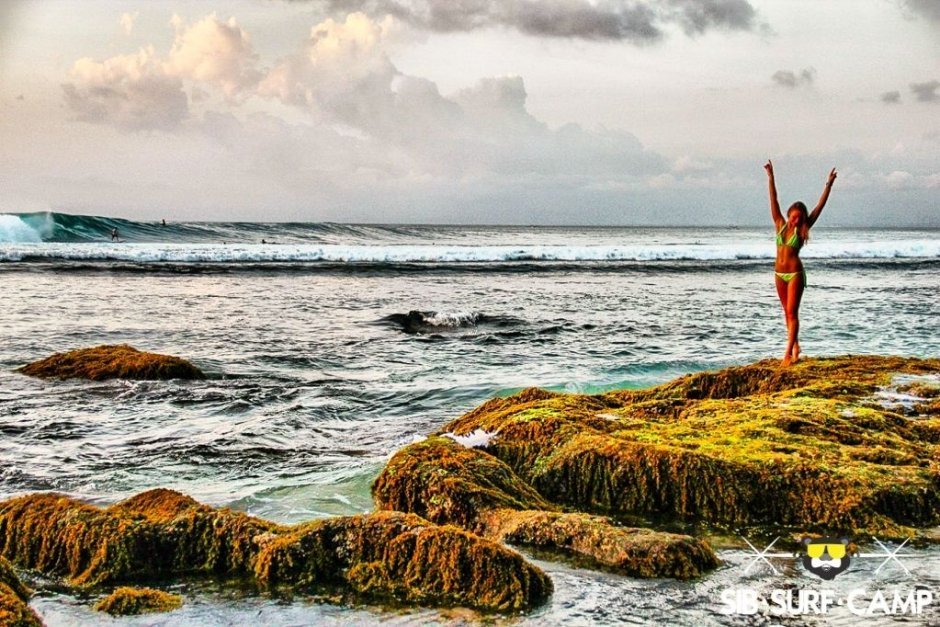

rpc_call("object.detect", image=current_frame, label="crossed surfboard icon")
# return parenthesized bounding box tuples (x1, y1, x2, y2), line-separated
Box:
(736, 536, 916, 577)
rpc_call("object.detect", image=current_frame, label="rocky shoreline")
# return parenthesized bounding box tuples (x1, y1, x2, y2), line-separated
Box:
(0, 489, 550, 614)
(3, 349, 938, 620)
(417, 355, 940, 542)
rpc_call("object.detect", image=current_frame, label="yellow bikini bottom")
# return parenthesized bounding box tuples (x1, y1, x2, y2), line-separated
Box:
(775, 270, 806, 285)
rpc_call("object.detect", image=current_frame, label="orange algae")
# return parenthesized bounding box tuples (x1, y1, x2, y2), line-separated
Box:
(94, 587, 182, 616)
(0, 556, 42, 627)
(0, 489, 549, 612)
(373, 436, 720, 579)
(17, 344, 205, 381)
(256, 511, 551, 611)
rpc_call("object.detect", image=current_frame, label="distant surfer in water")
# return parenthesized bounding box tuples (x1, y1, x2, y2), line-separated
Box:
(110, 228, 120, 242)
(765, 160, 837, 366)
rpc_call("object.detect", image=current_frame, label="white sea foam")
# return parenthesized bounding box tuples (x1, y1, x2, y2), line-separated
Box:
(872, 373, 940, 410)
(1, 239, 938, 263)
(0, 216, 43, 243)
(442, 428, 498, 448)
(421, 310, 481, 326)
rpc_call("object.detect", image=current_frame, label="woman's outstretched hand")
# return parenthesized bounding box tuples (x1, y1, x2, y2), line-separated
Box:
(827, 167, 837, 186)
(764, 160, 774, 177)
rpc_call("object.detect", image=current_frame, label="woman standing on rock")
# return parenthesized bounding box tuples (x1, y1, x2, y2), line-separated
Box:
(764, 160, 837, 366)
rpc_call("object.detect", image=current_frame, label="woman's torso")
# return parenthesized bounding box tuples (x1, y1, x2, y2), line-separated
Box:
(774, 221, 804, 272)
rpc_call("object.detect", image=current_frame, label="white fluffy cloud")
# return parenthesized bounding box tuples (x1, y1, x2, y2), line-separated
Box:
(63, 47, 188, 131)
(252, 12, 662, 180)
(882, 169, 915, 189)
(49, 9, 939, 223)
(60, 10, 664, 195)
(165, 13, 261, 101)
(120, 12, 138, 36)
(882, 169, 940, 190)
(63, 13, 261, 129)
(257, 13, 402, 121)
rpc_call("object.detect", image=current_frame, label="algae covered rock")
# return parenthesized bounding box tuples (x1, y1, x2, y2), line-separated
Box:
(0, 489, 274, 586)
(431, 355, 940, 541)
(0, 489, 550, 612)
(0, 556, 42, 627)
(17, 344, 205, 381)
(256, 510, 551, 611)
(94, 587, 182, 616)
(373, 435, 720, 579)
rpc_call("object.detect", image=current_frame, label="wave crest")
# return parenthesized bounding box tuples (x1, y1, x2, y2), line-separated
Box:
(378, 310, 524, 334)
(0, 214, 48, 243)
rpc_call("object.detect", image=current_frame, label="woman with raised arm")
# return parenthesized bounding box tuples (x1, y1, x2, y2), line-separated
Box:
(764, 160, 837, 366)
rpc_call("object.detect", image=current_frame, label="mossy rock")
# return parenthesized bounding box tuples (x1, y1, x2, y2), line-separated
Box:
(373, 436, 720, 579)
(256, 511, 551, 610)
(0, 489, 550, 613)
(95, 587, 182, 616)
(423, 355, 940, 542)
(0, 556, 42, 627)
(17, 344, 205, 381)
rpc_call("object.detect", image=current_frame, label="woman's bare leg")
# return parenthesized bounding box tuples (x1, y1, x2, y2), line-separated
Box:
(775, 276, 790, 365)
(784, 274, 805, 366)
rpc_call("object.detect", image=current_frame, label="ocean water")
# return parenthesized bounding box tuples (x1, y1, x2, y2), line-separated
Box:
(1, 212, 938, 626)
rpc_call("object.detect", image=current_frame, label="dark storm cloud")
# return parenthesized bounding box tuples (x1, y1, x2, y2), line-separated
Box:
(771, 67, 815, 88)
(880, 90, 901, 104)
(910, 80, 940, 102)
(305, 0, 759, 42)
(903, 0, 940, 22)
(665, 0, 757, 35)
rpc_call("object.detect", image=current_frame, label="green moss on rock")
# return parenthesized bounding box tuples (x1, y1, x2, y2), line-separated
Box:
(374, 436, 557, 529)
(94, 587, 182, 616)
(373, 436, 720, 579)
(431, 356, 940, 541)
(17, 344, 205, 381)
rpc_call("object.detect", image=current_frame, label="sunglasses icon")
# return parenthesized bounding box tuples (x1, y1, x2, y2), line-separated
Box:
(806, 543, 847, 559)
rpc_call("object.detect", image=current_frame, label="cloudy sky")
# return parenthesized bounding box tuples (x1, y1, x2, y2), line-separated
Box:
(0, 0, 938, 225)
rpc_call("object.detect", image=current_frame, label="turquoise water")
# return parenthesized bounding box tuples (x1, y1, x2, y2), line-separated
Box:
(1, 217, 938, 625)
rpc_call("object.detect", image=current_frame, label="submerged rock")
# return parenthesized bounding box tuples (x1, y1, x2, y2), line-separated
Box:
(94, 587, 182, 616)
(0, 489, 550, 612)
(0, 556, 42, 627)
(417, 355, 940, 542)
(17, 344, 205, 381)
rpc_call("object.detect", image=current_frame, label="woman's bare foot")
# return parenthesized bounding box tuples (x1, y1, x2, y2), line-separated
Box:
(781, 354, 791, 367)
(791, 342, 801, 363)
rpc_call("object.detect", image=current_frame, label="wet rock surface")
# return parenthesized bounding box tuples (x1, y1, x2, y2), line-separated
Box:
(0, 556, 42, 626)
(94, 587, 183, 617)
(17, 344, 205, 381)
(413, 356, 940, 543)
(0, 489, 550, 613)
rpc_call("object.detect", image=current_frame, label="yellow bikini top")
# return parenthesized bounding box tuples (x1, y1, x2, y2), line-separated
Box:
(776, 224, 802, 250)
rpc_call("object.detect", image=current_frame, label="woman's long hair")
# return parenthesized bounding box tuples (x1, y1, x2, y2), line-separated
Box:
(788, 201, 810, 245)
